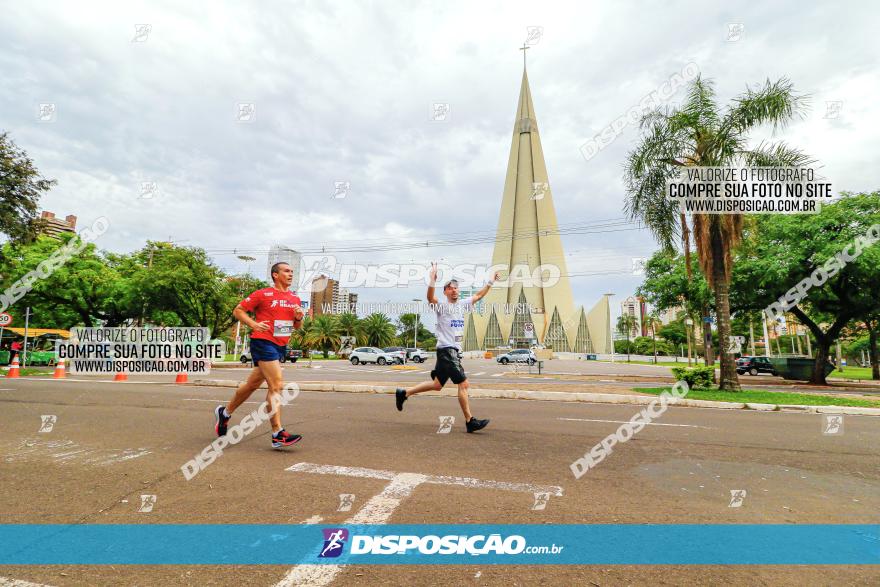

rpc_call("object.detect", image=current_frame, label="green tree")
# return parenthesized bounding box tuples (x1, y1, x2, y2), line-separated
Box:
(625, 76, 811, 390)
(644, 312, 663, 363)
(616, 314, 637, 362)
(361, 313, 396, 347)
(0, 234, 124, 327)
(396, 312, 433, 347)
(731, 192, 880, 383)
(305, 314, 342, 358)
(0, 132, 56, 245)
(133, 243, 245, 337)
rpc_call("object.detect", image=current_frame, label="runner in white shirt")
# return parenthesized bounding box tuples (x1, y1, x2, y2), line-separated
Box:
(396, 262, 499, 433)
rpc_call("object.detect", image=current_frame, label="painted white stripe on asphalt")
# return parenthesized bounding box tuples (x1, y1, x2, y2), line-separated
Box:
(276, 472, 426, 587)
(471, 372, 486, 376)
(558, 417, 712, 429)
(491, 373, 504, 377)
(0, 576, 56, 586)
(277, 463, 562, 586)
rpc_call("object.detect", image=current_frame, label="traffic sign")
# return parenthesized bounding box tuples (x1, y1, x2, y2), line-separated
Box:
(0, 312, 12, 327)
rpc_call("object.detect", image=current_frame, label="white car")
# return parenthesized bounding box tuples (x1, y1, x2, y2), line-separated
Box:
(496, 349, 537, 365)
(350, 347, 398, 365)
(406, 348, 430, 363)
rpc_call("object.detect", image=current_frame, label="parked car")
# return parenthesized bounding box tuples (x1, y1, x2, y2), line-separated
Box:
(736, 355, 778, 376)
(405, 348, 430, 363)
(240, 348, 301, 364)
(350, 347, 398, 365)
(383, 347, 407, 364)
(496, 349, 537, 365)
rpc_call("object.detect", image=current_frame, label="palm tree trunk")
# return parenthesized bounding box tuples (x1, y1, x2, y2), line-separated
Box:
(651, 326, 657, 364)
(868, 321, 879, 380)
(710, 225, 740, 391)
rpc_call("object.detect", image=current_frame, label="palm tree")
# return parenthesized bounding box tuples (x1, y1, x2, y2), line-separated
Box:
(616, 314, 638, 362)
(360, 313, 396, 348)
(305, 314, 342, 358)
(624, 76, 811, 391)
(336, 312, 364, 345)
(644, 312, 662, 364)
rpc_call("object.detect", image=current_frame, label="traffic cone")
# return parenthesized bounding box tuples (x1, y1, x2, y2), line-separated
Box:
(53, 358, 66, 379)
(113, 372, 128, 381)
(175, 372, 188, 384)
(6, 356, 20, 378)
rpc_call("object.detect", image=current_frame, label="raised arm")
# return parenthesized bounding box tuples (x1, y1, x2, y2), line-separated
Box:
(426, 262, 439, 305)
(471, 271, 500, 303)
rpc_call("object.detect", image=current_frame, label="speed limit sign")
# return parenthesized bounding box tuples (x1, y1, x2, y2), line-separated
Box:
(0, 312, 12, 327)
(523, 322, 534, 338)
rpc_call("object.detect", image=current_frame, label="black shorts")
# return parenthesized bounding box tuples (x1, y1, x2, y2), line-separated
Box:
(431, 347, 467, 385)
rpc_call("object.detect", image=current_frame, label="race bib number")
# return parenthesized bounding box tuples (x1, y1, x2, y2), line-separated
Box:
(274, 320, 294, 337)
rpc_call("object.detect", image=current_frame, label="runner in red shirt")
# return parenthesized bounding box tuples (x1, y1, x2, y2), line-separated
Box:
(214, 262, 305, 448)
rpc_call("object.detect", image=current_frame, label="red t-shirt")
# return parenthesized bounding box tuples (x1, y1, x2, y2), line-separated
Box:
(239, 287, 303, 346)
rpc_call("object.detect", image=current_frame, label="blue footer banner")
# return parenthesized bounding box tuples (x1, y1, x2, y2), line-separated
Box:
(0, 525, 877, 565)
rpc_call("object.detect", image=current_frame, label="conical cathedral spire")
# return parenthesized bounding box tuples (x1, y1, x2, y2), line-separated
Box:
(463, 61, 611, 354)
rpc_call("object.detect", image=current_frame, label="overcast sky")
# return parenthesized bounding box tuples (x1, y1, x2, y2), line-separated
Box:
(2, 0, 878, 321)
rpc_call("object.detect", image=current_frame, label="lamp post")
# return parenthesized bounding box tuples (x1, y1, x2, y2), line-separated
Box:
(411, 299, 420, 350)
(604, 293, 615, 362)
(234, 255, 256, 359)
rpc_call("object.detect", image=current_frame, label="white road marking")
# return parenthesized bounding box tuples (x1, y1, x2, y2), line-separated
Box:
(471, 372, 486, 376)
(0, 577, 55, 586)
(276, 463, 563, 586)
(558, 417, 712, 429)
(302, 515, 323, 524)
(492, 373, 504, 377)
(3, 439, 151, 466)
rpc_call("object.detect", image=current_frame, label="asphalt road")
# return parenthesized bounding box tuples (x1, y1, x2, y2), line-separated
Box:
(47, 357, 880, 396)
(1, 378, 878, 586)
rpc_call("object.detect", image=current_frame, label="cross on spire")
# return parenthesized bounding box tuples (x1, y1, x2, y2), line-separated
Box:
(519, 43, 530, 70)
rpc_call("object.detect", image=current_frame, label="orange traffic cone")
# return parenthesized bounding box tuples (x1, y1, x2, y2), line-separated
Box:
(175, 372, 188, 384)
(113, 372, 128, 381)
(53, 358, 66, 379)
(6, 356, 20, 378)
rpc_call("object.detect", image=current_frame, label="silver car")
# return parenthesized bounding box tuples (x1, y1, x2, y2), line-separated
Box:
(496, 349, 537, 365)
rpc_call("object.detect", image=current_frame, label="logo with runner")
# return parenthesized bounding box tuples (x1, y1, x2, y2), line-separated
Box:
(319, 528, 349, 558)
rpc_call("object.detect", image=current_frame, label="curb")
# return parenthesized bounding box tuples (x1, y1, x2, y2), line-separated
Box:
(188, 379, 880, 416)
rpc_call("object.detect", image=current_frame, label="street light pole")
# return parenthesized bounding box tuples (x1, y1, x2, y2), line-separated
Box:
(234, 255, 257, 360)
(604, 293, 614, 362)
(411, 299, 420, 349)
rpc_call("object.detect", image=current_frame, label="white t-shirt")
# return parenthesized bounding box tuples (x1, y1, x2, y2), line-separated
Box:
(434, 296, 475, 350)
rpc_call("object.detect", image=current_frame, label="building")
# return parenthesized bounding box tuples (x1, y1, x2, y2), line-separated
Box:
(658, 306, 683, 325)
(310, 275, 338, 316)
(333, 287, 357, 314)
(267, 245, 301, 285)
(38, 211, 76, 238)
(310, 277, 358, 315)
(619, 296, 648, 338)
(462, 60, 611, 352)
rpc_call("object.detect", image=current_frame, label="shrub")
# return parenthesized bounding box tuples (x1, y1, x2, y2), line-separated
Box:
(670, 365, 716, 389)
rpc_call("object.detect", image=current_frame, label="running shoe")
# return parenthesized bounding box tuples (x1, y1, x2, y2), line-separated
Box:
(272, 429, 302, 448)
(215, 405, 230, 437)
(466, 417, 489, 433)
(396, 388, 408, 411)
